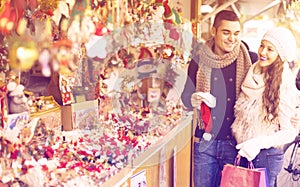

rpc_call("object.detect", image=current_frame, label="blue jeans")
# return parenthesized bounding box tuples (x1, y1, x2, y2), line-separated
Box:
(252, 147, 284, 187)
(194, 138, 238, 187)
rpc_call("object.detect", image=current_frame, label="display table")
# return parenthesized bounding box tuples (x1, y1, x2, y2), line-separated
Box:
(101, 112, 193, 187)
(1, 106, 193, 186)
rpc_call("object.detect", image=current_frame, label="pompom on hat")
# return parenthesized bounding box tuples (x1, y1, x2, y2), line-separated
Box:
(262, 27, 297, 63)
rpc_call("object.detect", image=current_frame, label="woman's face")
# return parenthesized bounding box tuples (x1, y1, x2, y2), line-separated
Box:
(258, 40, 279, 67)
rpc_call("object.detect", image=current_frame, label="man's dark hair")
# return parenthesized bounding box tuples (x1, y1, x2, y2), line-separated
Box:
(212, 10, 240, 28)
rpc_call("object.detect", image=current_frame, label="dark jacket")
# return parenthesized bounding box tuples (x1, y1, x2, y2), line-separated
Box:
(181, 45, 258, 139)
(181, 46, 258, 110)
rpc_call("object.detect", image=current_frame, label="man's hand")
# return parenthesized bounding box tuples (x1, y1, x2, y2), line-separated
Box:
(191, 92, 202, 108)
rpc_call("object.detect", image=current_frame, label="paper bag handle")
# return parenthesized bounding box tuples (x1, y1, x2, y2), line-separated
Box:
(234, 156, 255, 169)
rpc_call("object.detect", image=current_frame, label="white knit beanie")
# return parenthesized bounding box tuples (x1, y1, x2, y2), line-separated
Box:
(262, 27, 297, 63)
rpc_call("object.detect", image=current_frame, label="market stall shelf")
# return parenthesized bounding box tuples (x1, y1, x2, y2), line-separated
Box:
(68, 112, 193, 187)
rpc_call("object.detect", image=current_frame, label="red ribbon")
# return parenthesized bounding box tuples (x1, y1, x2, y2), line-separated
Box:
(200, 102, 212, 133)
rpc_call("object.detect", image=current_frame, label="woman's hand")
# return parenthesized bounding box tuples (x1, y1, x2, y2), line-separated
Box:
(291, 107, 300, 131)
(236, 138, 261, 161)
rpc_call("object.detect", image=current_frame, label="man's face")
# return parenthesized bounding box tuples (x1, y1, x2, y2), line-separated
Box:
(211, 20, 241, 55)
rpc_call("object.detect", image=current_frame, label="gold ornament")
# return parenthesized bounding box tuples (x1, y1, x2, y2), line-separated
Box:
(9, 36, 38, 71)
(0, 0, 6, 15)
(121, 76, 136, 93)
(38, 0, 59, 14)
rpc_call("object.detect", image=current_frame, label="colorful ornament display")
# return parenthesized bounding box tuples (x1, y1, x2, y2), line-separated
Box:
(0, 102, 185, 185)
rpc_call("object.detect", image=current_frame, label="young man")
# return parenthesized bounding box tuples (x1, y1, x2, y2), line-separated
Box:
(181, 10, 258, 187)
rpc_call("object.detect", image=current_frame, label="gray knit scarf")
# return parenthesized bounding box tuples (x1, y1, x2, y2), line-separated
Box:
(195, 39, 252, 98)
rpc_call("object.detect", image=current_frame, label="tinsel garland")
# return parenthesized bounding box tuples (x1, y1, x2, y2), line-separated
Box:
(38, 0, 59, 16)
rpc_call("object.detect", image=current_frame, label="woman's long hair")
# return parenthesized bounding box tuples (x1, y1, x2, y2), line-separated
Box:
(262, 57, 284, 124)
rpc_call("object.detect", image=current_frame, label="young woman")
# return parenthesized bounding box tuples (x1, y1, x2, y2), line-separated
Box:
(231, 27, 300, 187)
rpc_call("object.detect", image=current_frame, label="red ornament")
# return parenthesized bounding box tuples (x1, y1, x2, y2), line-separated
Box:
(94, 23, 109, 36)
(10, 149, 19, 159)
(169, 28, 179, 40)
(44, 146, 54, 159)
(41, 165, 49, 171)
(58, 161, 67, 168)
(0, 1, 17, 35)
(0, 0, 38, 35)
(163, 0, 172, 18)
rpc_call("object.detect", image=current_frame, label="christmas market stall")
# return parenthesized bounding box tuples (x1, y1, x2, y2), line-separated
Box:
(0, 0, 195, 186)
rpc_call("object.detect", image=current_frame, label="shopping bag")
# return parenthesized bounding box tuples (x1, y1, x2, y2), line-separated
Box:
(220, 160, 269, 187)
(220, 164, 260, 187)
(256, 167, 269, 187)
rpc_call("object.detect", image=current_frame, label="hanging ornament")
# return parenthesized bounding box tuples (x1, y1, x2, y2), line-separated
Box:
(162, 45, 174, 59)
(92, 0, 108, 24)
(53, 39, 78, 75)
(169, 28, 179, 40)
(121, 75, 135, 93)
(38, 0, 59, 17)
(0, 0, 39, 35)
(162, 0, 175, 29)
(117, 48, 135, 69)
(26, 0, 38, 11)
(0, 1, 17, 35)
(85, 34, 108, 59)
(16, 17, 28, 35)
(67, 15, 82, 43)
(70, 0, 87, 19)
(163, 64, 179, 89)
(52, 0, 71, 26)
(158, 0, 180, 41)
(172, 1, 183, 25)
(0, 0, 5, 15)
(34, 17, 53, 77)
(138, 47, 153, 60)
(102, 71, 124, 93)
(80, 13, 96, 43)
(8, 35, 38, 71)
(38, 49, 52, 77)
(94, 22, 109, 36)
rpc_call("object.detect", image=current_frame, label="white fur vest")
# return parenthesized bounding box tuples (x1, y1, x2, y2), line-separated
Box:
(232, 63, 299, 147)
